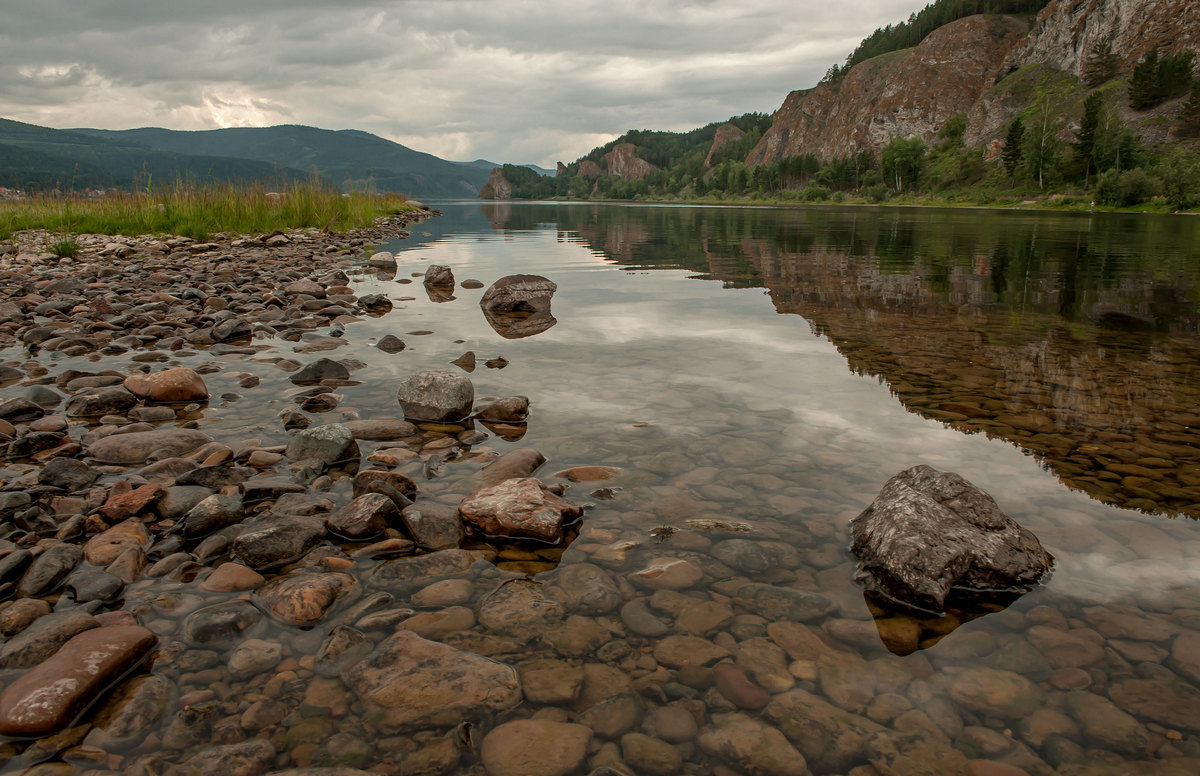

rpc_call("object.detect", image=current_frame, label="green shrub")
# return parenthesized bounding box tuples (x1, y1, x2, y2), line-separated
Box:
(863, 183, 891, 203)
(801, 185, 830, 202)
(49, 237, 79, 258)
(1097, 168, 1161, 206)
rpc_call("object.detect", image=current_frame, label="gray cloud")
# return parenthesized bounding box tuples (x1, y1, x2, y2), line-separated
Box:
(0, 0, 918, 166)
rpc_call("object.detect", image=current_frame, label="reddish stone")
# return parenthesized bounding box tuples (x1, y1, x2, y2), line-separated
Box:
(99, 485, 163, 521)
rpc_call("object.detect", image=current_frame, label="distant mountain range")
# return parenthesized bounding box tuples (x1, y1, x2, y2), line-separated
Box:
(0, 118, 551, 198)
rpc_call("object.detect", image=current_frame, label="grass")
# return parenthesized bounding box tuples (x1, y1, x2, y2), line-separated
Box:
(0, 179, 417, 242)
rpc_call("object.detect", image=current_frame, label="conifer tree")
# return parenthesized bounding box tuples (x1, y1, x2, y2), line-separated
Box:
(1002, 118, 1025, 177)
(1075, 92, 1102, 185)
(1129, 47, 1161, 109)
(1084, 38, 1120, 87)
(1179, 81, 1200, 137)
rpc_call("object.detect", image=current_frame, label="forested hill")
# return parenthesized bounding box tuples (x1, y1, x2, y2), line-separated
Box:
(0, 118, 306, 192)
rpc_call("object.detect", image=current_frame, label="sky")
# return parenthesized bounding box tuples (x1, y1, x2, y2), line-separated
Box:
(0, 0, 921, 168)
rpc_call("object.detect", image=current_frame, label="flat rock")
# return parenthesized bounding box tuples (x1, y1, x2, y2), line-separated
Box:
(232, 516, 326, 570)
(342, 418, 417, 440)
(0, 609, 99, 668)
(0, 625, 157, 737)
(480, 719, 591, 776)
(285, 423, 359, 466)
(327, 493, 398, 539)
(123, 367, 209, 403)
(479, 447, 546, 484)
(87, 428, 213, 465)
(342, 629, 521, 731)
(83, 519, 150, 566)
(253, 571, 359, 626)
(697, 712, 809, 776)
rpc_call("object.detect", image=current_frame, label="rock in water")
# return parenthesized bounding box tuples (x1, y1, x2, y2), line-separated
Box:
(480, 274, 556, 312)
(395, 370, 474, 422)
(0, 625, 157, 737)
(424, 264, 455, 287)
(123, 367, 209, 403)
(850, 465, 1052, 613)
(342, 629, 521, 731)
(459, 477, 583, 543)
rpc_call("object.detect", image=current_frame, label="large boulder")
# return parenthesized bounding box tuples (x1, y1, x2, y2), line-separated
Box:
(480, 275, 557, 313)
(123, 367, 209, 403)
(850, 465, 1052, 613)
(395, 370, 474, 422)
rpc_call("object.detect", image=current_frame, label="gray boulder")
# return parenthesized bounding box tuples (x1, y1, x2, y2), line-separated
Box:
(423, 265, 455, 287)
(396, 370, 474, 422)
(479, 274, 556, 312)
(850, 465, 1052, 613)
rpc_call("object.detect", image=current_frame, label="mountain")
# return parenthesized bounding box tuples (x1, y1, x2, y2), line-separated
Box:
(74, 125, 497, 198)
(0, 118, 305, 192)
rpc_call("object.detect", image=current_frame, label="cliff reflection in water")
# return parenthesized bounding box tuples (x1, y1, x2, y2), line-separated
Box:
(483, 203, 1200, 518)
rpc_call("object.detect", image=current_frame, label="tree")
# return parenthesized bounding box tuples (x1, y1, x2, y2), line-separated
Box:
(1129, 47, 1161, 109)
(1074, 92, 1103, 186)
(1083, 38, 1120, 86)
(938, 113, 969, 149)
(1179, 81, 1200, 137)
(1024, 80, 1069, 189)
(1159, 148, 1200, 209)
(1002, 118, 1025, 177)
(881, 136, 926, 193)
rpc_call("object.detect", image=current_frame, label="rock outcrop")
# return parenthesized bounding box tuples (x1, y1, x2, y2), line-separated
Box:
(478, 168, 513, 200)
(850, 465, 1053, 613)
(1004, 0, 1200, 80)
(705, 123, 746, 168)
(749, 15, 1028, 165)
(602, 143, 656, 180)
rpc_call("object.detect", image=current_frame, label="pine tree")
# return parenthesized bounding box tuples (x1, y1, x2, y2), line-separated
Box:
(1075, 92, 1102, 185)
(1003, 118, 1025, 177)
(1179, 81, 1200, 137)
(1084, 38, 1120, 87)
(1129, 47, 1161, 109)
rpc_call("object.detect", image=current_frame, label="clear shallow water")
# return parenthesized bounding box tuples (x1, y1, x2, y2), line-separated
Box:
(5, 202, 1200, 775)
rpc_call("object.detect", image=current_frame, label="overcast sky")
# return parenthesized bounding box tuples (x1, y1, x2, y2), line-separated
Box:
(1, 0, 921, 167)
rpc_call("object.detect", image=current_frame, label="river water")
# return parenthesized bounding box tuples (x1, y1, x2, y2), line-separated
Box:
(8, 201, 1200, 775)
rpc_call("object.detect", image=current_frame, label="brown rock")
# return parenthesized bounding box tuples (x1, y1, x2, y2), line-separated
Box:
(459, 477, 582, 543)
(0, 625, 157, 737)
(123, 367, 209, 403)
(253, 572, 358, 626)
(199, 562, 265, 592)
(479, 447, 546, 484)
(480, 719, 592, 776)
(83, 519, 150, 566)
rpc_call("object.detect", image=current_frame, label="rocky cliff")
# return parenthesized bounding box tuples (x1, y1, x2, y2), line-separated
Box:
(749, 0, 1200, 165)
(602, 143, 656, 180)
(478, 168, 512, 200)
(705, 123, 746, 168)
(749, 15, 1028, 165)
(1005, 0, 1200, 78)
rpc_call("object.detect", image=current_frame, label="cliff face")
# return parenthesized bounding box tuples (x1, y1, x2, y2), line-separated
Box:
(478, 168, 512, 200)
(749, 0, 1200, 165)
(603, 143, 656, 180)
(705, 124, 746, 168)
(1005, 0, 1200, 78)
(749, 15, 1028, 165)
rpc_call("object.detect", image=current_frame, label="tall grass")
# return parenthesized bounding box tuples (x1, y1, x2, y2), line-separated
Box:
(0, 179, 416, 241)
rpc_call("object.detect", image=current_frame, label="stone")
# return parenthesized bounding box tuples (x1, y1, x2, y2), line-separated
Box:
(87, 428, 213, 464)
(377, 334, 406, 353)
(475, 396, 530, 423)
(734, 583, 835, 622)
(37, 457, 96, 492)
(520, 659, 585, 705)
(949, 668, 1044, 719)
(371, 548, 485, 590)
(630, 558, 704, 590)
(290, 358, 350, 385)
(184, 600, 264, 644)
(400, 503, 464, 550)
(253, 571, 358, 626)
(0, 597, 50, 638)
(396, 370, 474, 422)
(175, 739, 276, 776)
(65, 387, 138, 418)
(850, 465, 1052, 613)
(199, 562, 265, 592)
(620, 732, 683, 776)
(327, 493, 398, 539)
(1109, 678, 1200, 733)
(544, 563, 623, 615)
(231, 516, 326, 570)
(83, 519, 149, 566)
(479, 447, 546, 484)
(459, 477, 583, 543)
(477, 578, 563, 632)
(480, 274, 557, 312)
(1063, 690, 1148, 756)
(423, 264, 455, 287)
(342, 418, 416, 440)
(714, 662, 771, 709)
(84, 674, 174, 752)
(764, 688, 885, 774)
(0, 626, 157, 737)
(342, 629, 521, 731)
(480, 719, 591, 776)
(123, 367, 209, 402)
(181, 494, 245, 538)
(17, 543, 82, 598)
(285, 423, 360, 466)
(697, 713, 809, 776)
(653, 635, 730, 669)
(0, 610, 99, 668)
